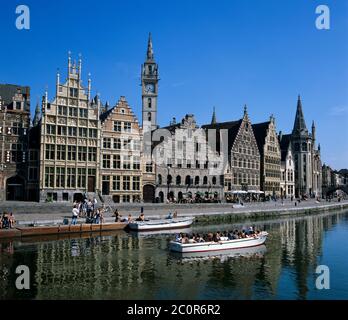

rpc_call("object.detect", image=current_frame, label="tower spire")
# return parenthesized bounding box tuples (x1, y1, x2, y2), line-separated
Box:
(211, 106, 217, 124)
(33, 100, 41, 126)
(292, 94, 308, 135)
(147, 32, 154, 61)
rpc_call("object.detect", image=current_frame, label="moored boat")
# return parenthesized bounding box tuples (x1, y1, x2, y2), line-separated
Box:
(128, 217, 194, 231)
(169, 231, 268, 253)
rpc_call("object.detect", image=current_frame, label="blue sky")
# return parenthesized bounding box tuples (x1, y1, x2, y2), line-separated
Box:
(0, 0, 347, 169)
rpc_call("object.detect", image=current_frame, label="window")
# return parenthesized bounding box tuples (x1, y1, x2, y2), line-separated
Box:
(133, 156, 140, 170)
(45, 144, 55, 160)
(113, 155, 121, 169)
(103, 138, 111, 148)
(176, 175, 181, 185)
(147, 112, 152, 121)
(89, 129, 97, 138)
(58, 105, 67, 115)
(68, 127, 77, 136)
(29, 167, 38, 181)
(196, 160, 200, 169)
(167, 175, 173, 185)
(79, 108, 88, 118)
(112, 176, 120, 190)
(123, 195, 131, 203)
(69, 107, 78, 117)
(133, 176, 140, 191)
(56, 167, 65, 188)
(124, 122, 131, 132)
(123, 155, 131, 169)
(133, 140, 141, 151)
(148, 98, 152, 108)
(69, 88, 78, 97)
(46, 124, 56, 135)
(187, 161, 191, 169)
(146, 162, 153, 173)
(78, 147, 87, 161)
(57, 126, 66, 136)
(203, 176, 208, 185)
(77, 168, 86, 188)
(45, 167, 54, 188)
(29, 151, 38, 161)
(185, 175, 191, 185)
(16, 101, 21, 110)
(12, 122, 22, 135)
(158, 174, 163, 184)
(212, 176, 217, 185)
(195, 176, 200, 185)
(67, 168, 76, 188)
(78, 127, 87, 137)
(88, 147, 97, 162)
(103, 154, 111, 168)
(67, 146, 76, 161)
(114, 138, 121, 149)
(57, 145, 66, 160)
(123, 139, 131, 150)
(123, 176, 130, 190)
(114, 121, 122, 132)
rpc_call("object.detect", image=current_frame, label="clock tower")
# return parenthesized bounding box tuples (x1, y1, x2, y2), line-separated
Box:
(141, 33, 159, 133)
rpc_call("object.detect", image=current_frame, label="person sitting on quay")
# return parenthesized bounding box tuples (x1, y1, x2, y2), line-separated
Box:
(166, 212, 173, 219)
(0, 212, 9, 229)
(173, 211, 178, 218)
(9, 213, 15, 229)
(113, 209, 120, 222)
(72, 206, 79, 225)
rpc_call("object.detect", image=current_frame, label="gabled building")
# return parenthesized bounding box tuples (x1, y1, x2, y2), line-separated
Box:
(100, 96, 142, 203)
(39, 55, 101, 202)
(202, 106, 261, 198)
(0, 84, 33, 201)
(252, 116, 281, 196)
(278, 133, 295, 198)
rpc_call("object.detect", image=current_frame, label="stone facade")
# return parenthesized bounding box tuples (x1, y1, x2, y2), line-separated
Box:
(0, 84, 39, 201)
(278, 133, 295, 198)
(100, 97, 142, 203)
(154, 114, 223, 202)
(252, 116, 281, 196)
(203, 107, 261, 197)
(291, 96, 322, 197)
(39, 55, 101, 202)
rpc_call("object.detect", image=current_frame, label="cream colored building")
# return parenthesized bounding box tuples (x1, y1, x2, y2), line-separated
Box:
(39, 55, 101, 202)
(100, 97, 142, 203)
(279, 133, 295, 198)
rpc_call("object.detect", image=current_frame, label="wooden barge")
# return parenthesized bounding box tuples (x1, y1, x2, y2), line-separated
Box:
(0, 222, 127, 240)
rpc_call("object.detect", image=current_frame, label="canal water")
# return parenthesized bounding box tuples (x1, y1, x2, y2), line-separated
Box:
(1, 210, 348, 300)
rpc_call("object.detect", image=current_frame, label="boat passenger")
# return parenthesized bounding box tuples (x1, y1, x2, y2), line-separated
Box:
(166, 212, 173, 219)
(136, 213, 145, 221)
(128, 214, 133, 223)
(188, 235, 196, 243)
(175, 233, 182, 242)
(173, 211, 178, 218)
(72, 206, 79, 225)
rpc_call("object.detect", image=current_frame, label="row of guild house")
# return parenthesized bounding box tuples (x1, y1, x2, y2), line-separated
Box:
(0, 34, 322, 203)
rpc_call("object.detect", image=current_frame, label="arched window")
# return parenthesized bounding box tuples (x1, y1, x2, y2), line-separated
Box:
(243, 159, 246, 168)
(195, 176, 200, 185)
(176, 175, 181, 185)
(147, 112, 151, 121)
(167, 175, 172, 185)
(148, 98, 152, 108)
(203, 176, 208, 185)
(158, 174, 162, 185)
(185, 175, 191, 185)
(212, 176, 217, 185)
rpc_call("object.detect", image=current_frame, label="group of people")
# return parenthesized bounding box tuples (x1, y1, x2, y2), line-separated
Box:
(71, 198, 105, 225)
(0, 212, 15, 229)
(175, 227, 261, 244)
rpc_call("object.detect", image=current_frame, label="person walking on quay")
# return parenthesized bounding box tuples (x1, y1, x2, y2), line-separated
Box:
(72, 206, 79, 225)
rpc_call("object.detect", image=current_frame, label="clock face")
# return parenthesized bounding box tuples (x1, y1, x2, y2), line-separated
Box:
(145, 84, 155, 93)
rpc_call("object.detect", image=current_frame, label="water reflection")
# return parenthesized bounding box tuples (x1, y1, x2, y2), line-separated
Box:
(0, 210, 347, 300)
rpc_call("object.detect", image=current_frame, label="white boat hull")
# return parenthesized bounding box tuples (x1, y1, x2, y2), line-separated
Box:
(169, 232, 268, 253)
(128, 217, 194, 231)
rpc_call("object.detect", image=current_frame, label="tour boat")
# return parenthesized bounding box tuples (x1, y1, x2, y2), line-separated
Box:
(170, 244, 267, 260)
(169, 231, 268, 253)
(127, 217, 194, 231)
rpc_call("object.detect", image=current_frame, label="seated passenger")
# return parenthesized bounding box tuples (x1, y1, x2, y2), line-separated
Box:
(166, 212, 173, 219)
